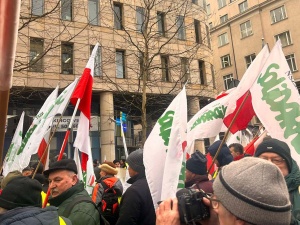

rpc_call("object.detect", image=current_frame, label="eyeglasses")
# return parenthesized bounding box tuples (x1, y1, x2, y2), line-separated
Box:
(259, 156, 285, 165)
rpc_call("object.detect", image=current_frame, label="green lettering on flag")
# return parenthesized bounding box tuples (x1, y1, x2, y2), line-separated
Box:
(17, 124, 37, 155)
(158, 111, 174, 146)
(177, 160, 186, 189)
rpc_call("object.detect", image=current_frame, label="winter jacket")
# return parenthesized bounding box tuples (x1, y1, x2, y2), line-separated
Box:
(115, 172, 155, 225)
(185, 174, 213, 194)
(285, 159, 300, 225)
(48, 182, 100, 225)
(0, 206, 72, 225)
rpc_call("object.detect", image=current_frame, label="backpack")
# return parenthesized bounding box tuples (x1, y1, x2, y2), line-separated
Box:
(98, 180, 120, 225)
(62, 196, 110, 225)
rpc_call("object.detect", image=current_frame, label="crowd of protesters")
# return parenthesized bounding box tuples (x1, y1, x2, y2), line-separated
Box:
(1, 137, 300, 225)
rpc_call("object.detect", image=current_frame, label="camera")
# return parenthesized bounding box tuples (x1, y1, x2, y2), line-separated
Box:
(176, 188, 210, 224)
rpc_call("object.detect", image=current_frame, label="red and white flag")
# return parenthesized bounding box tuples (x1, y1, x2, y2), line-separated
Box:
(71, 43, 99, 194)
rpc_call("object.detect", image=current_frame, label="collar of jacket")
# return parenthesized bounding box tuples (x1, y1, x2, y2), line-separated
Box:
(127, 171, 146, 184)
(285, 159, 300, 192)
(185, 174, 209, 188)
(48, 182, 84, 207)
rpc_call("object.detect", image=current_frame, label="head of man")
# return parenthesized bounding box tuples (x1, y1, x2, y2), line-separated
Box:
(185, 150, 207, 182)
(0, 176, 42, 212)
(22, 166, 33, 176)
(99, 162, 118, 178)
(254, 138, 292, 177)
(44, 159, 78, 198)
(208, 140, 233, 167)
(228, 143, 244, 158)
(212, 157, 291, 225)
(127, 149, 144, 177)
(113, 159, 121, 168)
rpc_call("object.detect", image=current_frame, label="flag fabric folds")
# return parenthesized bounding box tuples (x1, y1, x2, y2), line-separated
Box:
(71, 43, 99, 194)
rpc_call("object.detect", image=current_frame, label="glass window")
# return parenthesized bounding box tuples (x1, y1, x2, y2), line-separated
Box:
(275, 31, 292, 47)
(116, 50, 125, 78)
(218, 33, 228, 47)
(161, 55, 170, 82)
(114, 3, 123, 30)
(157, 12, 166, 36)
(32, 0, 44, 16)
(223, 74, 233, 90)
(218, 0, 226, 9)
(194, 20, 202, 44)
(176, 15, 186, 40)
(136, 7, 145, 33)
(88, 0, 99, 25)
(209, 22, 213, 29)
(198, 60, 206, 85)
(221, 54, 231, 68)
(210, 64, 216, 88)
(90, 45, 101, 76)
(181, 58, 190, 83)
(29, 38, 44, 72)
(61, 0, 72, 21)
(61, 42, 73, 74)
(286, 54, 297, 72)
(240, 20, 252, 38)
(270, 6, 287, 23)
(206, 4, 211, 15)
(245, 53, 256, 68)
(206, 25, 211, 48)
(220, 14, 228, 24)
(192, 0, 198, 5)
(239, 1, 248, 13)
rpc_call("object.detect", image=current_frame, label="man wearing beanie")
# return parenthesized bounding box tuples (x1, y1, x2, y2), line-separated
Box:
(156, 157, 292, 225)
(0, 176, 71, 225)
(44, 159, 100, 225)
(185, 150, 213, 194)
(92, 162, 123, 225)
(208, 140, 233, 179)
(116, 149, 155, 225)
(255, 138, 300, 224)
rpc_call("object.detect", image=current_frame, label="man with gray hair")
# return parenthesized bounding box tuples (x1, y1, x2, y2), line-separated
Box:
(156, 157, 291, 225)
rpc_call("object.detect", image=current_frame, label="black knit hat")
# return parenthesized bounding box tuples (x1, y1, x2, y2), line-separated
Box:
(0, 176, 42, 210)
(186, 150, 207, 175)
(127, 149, 145, 173)
(43, 159, 77, 177)
(254, 138, 292, 173)
(208, 140, 233, 167)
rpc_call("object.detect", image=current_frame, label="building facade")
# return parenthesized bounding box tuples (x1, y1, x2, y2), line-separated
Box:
(6, 0, 215, 162)
(207, 0, 300, 92)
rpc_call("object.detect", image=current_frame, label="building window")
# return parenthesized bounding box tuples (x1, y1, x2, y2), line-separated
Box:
(270, 6, 287, 24)
(61, 42, 73, 74)
(32, 0, 44, 16)
(223, 74, 233, 90)
(221, 54, 231, 68)
(240, 20, 252, 38)
(88, 0, 99, 25)
(206, 4, 211, 15)
(90, 45, 101, 76)
(275, 31, 292, 47)
(161, 55, 170, 82)
(239, 1, 248, 13)
(29, 38, 44, 72)
(176, 15, 186, 40)
(218, 0, 226, 9)
(157, 12, 166, 36)
(210, 64, 216, 88)
(114, 3, 123, 30)
(209, 22, 213, 29)
(192, 0, 198, 5)
(194, 20, 202, 44)
(206, 25, 211, 48)
(198, 60, 206, 85)
(218, 33, 228, 47)
(61, 0, 72, 21)
(181, 58, 190, 83)
(136, 7, 145, 33)
(116, 50, 125, 78)
(286, 54, 297, 72)
(245, 53, 256, 68)
(220, 14, 228, 24)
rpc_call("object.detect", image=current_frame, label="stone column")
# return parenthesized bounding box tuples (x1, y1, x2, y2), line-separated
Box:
(100, 92, 115, 162)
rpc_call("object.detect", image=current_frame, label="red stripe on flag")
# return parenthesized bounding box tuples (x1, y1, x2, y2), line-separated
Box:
(81, 152, 89, 172)
(37, 138, 48, 165)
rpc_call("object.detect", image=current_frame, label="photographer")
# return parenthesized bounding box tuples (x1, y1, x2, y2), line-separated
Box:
(156, 157, 291, 225)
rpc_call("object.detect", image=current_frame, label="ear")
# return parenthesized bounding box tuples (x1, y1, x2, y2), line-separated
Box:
(72, 174, 78, 185)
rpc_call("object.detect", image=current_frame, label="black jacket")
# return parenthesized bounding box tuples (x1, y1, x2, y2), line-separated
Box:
(0, 206, 71, 225)
(116, 172, 155, 225)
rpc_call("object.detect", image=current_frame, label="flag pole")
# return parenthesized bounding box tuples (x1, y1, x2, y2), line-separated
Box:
(208, 91, 251, 173)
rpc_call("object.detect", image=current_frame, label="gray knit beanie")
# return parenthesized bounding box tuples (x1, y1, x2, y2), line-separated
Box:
(127, 149, 145, 173)
(213, 157, 291, 225)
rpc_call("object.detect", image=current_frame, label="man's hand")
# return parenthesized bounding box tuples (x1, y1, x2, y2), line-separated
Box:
(156, 198, 180, 225)
(200, 197, 219, 225)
